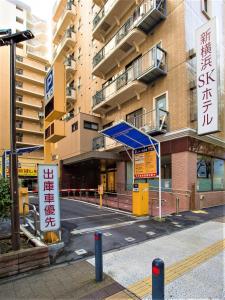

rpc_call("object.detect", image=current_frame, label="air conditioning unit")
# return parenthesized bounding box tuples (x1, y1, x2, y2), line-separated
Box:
(140, 125, 152, 133)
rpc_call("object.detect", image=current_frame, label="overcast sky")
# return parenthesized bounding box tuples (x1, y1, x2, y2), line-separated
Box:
(21, 0, 56, 21)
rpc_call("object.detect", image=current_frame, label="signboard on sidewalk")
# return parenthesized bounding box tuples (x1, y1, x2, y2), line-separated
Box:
(45, 68, 54, 104)
(38, 164, 60, 232)
(134, 146, 158, 178)
(196, 18, 219, 135)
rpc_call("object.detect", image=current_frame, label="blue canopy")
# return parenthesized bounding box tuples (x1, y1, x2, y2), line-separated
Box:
(100, 121, 159, 150)
(5, 146, 43, 155)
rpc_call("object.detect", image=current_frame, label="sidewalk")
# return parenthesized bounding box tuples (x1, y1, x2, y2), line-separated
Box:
(0, 260, 134, 300)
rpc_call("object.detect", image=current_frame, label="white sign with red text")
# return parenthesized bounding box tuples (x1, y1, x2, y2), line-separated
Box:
(38, 164, 60, 232)
(196, 18, 219, 135)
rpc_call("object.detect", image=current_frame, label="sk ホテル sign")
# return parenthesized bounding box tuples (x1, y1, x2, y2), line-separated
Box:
(134, 146, 158, 178)
(196, 18, 219, 135)
(38, 164, 60, 232)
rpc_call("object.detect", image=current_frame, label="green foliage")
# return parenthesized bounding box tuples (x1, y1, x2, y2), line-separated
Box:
(0, 177, 11, 219)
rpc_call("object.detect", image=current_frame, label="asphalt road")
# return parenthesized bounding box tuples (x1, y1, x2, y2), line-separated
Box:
(29, 195, 225, 265)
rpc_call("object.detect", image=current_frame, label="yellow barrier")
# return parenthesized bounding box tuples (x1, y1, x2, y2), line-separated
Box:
(19, 187, 29, 215)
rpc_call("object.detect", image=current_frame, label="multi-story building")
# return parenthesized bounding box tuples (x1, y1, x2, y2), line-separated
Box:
(45, 0, 225, 214)
(0, 0, 49, 190)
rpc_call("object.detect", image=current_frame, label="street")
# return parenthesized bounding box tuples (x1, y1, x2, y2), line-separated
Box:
(29, 195, 225, 265)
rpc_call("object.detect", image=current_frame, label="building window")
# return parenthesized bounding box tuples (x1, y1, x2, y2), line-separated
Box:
(16, 55, 23, 62)
(16, 133, 23, 142)
(16, 68, 23, 75)
(16, 81, 23, 88)
(16, 120, 23, 128)
(197, 155, 225, 191)
(16, 94, 23, 102)
(16, 107, 23, 115)
(77, 77, 81, 90)
(72, 121, 78, 132)
(126, 108, 143, 128)
(84, 121, 98, 131)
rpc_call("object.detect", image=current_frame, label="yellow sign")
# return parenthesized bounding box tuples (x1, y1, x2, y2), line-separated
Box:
(134, 146, 158, 178)
(5, 167, 37, 177)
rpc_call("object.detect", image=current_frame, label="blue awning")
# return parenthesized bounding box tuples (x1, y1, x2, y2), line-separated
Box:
(5, 146, 43, 155)
(100, 121, 159, 150)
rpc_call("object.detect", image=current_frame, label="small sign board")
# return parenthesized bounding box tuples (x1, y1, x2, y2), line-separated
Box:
(45, 68, 54, 104)
(38, 164, 60, 232)
(134, 145, 159, 179)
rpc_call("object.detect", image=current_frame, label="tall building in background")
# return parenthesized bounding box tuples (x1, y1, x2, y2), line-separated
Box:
(45, 0, 225, 213)
(0, 0, 49, 190)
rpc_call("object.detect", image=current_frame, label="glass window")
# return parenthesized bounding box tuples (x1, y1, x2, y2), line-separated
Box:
(197, 155, 212, 191)
(126, 108, 143, 128)
(213, 159, 225, 191)
(72, 121, 78, 132)
(84, 121, 98, 131)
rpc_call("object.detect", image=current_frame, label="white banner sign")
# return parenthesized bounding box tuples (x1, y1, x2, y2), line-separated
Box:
(38, 164, 60, 232)
(196, 18, 219, 135)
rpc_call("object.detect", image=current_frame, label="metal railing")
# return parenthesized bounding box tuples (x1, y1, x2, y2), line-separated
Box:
(93, 0, 112, 29)
(53, 27, 75, 59)
(53, 1, 75, 36)
(93, 45, 166, 107)
(93, 0, 166, 67)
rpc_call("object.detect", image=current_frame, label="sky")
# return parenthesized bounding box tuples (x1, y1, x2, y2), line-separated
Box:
(21, 0, 56, 21)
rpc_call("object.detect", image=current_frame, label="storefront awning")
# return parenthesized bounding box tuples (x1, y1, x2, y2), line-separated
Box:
(100, 120, 159, 150)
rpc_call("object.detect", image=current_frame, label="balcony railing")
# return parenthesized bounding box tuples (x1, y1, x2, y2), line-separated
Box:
(93, 45, 167, 108)
(53, 1, 75, 37)
(53, 27, 75, 60)
(93, 0, 166, 68)
(128, 108, 169, 135)
(93, 0, 112, 29)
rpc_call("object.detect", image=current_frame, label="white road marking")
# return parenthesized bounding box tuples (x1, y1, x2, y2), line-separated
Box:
(139, 225, 147, 228)
(125, 237, 135, 242)
(61, 212, 118, 221)
(171, 221, 179, 225)
(75, 249, 87, 255)
(146, 231, 156, 236)
(103, 232, 112, 237)
(71, 220, 143, 235)
(175, 224, 183, 228)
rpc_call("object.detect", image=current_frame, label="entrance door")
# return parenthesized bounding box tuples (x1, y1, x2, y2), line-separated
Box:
(155, 94, 167, 130)
(107, 171, 115, 192)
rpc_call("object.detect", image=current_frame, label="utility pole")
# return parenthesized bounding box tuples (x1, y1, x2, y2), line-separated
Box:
(0, 29, 34, 250)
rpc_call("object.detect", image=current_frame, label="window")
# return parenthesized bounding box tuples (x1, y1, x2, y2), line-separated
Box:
(16, 81, 23, 88)
(197, 155, 225, 191)
(126, 108, 143, 128)
(16, 120, 23, 128)
(16, 68, 23, 75)
(16, 94, 23, 102)
(72, 121, 78, 132)
(16, 107, 23, 115)
(84, 121, 98, 131)
(16, 133, 23, 142)
(77, 77, 81, 90)
(16, 55, 23, 62)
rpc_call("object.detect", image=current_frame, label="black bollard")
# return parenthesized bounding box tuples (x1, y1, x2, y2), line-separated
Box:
(152, 258, 164, 300)
(95, 232, 103, 282)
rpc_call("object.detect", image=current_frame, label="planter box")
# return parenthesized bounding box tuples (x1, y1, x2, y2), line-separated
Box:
(0, 245, 49, 278)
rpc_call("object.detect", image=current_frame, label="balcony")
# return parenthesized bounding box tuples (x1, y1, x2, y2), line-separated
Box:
(16, 100, 42, 110)
(93, 45, 167, 114)
(16, 127, 44, 135)
(15, 73, 44, 86)
(128, 107, 169, 136)
(64, 56, 76, 79)
(53, 2, 76, 45)
(16, 114, 40, 122)
(53, 29, 76, 62)
(45, 120, 65, 143)
(16, 140, 43, 147)
(93, 135, 121, 151)
(93, 0, 135, 42)
(66, 86, 76, 102)
(16, 86, 44, 98)
(16, 56, 47, 75)
(92, 0, 166, 78)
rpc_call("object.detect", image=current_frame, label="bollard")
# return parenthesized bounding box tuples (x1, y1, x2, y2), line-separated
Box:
(95, 232, 103, 282)
(176, 197, 180, 215)
(152, 258, 164, 300)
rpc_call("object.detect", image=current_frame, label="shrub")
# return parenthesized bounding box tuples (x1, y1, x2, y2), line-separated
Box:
(0, 177, 11, 219)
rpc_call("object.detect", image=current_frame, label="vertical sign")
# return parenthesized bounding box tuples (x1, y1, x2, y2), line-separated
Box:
(38, 164, 60, 232)
(196, 18, 219, 135)
(45, 68, 54, 104)
(134, 145, 159, 178)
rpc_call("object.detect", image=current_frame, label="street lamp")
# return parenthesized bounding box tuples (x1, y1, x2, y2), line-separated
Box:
(0, 29, 34, 250)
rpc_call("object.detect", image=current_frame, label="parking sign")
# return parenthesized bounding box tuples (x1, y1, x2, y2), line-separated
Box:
(45, 68, 54, 104)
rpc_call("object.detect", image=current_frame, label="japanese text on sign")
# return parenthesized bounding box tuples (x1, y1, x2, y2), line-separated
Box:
(38, 165, 60, 232)
(134, 146, 158, 178)
(196, 18, 219, 135)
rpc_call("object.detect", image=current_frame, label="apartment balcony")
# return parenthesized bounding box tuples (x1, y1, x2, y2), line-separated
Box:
(66, 86, 76, 102)
(45, 120, 65, 143)
(53, 2, 76, 45)
(92, 0, 166, 78)
(53, 29, 76, 63)
(16, 113, 40, 123)
(16, 100, 42, 110)
(16, 86, 44, 98)
(127, 107, 169, 136)
(64, 57, 76, 78)
(16, 127, 44, 136)
(16, 140, 43, 147)
(93, 45, 167, 114)
(16, 55, 47, 75)
(15, 73, 44, 86)
(93, 0, 135, 42)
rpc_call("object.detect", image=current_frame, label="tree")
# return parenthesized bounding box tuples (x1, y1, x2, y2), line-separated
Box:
(0, 177, 11, 219)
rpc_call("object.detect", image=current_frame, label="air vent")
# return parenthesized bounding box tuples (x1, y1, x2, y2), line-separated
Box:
(120, 42, 132, 53)
(101, 22, 111, 32)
